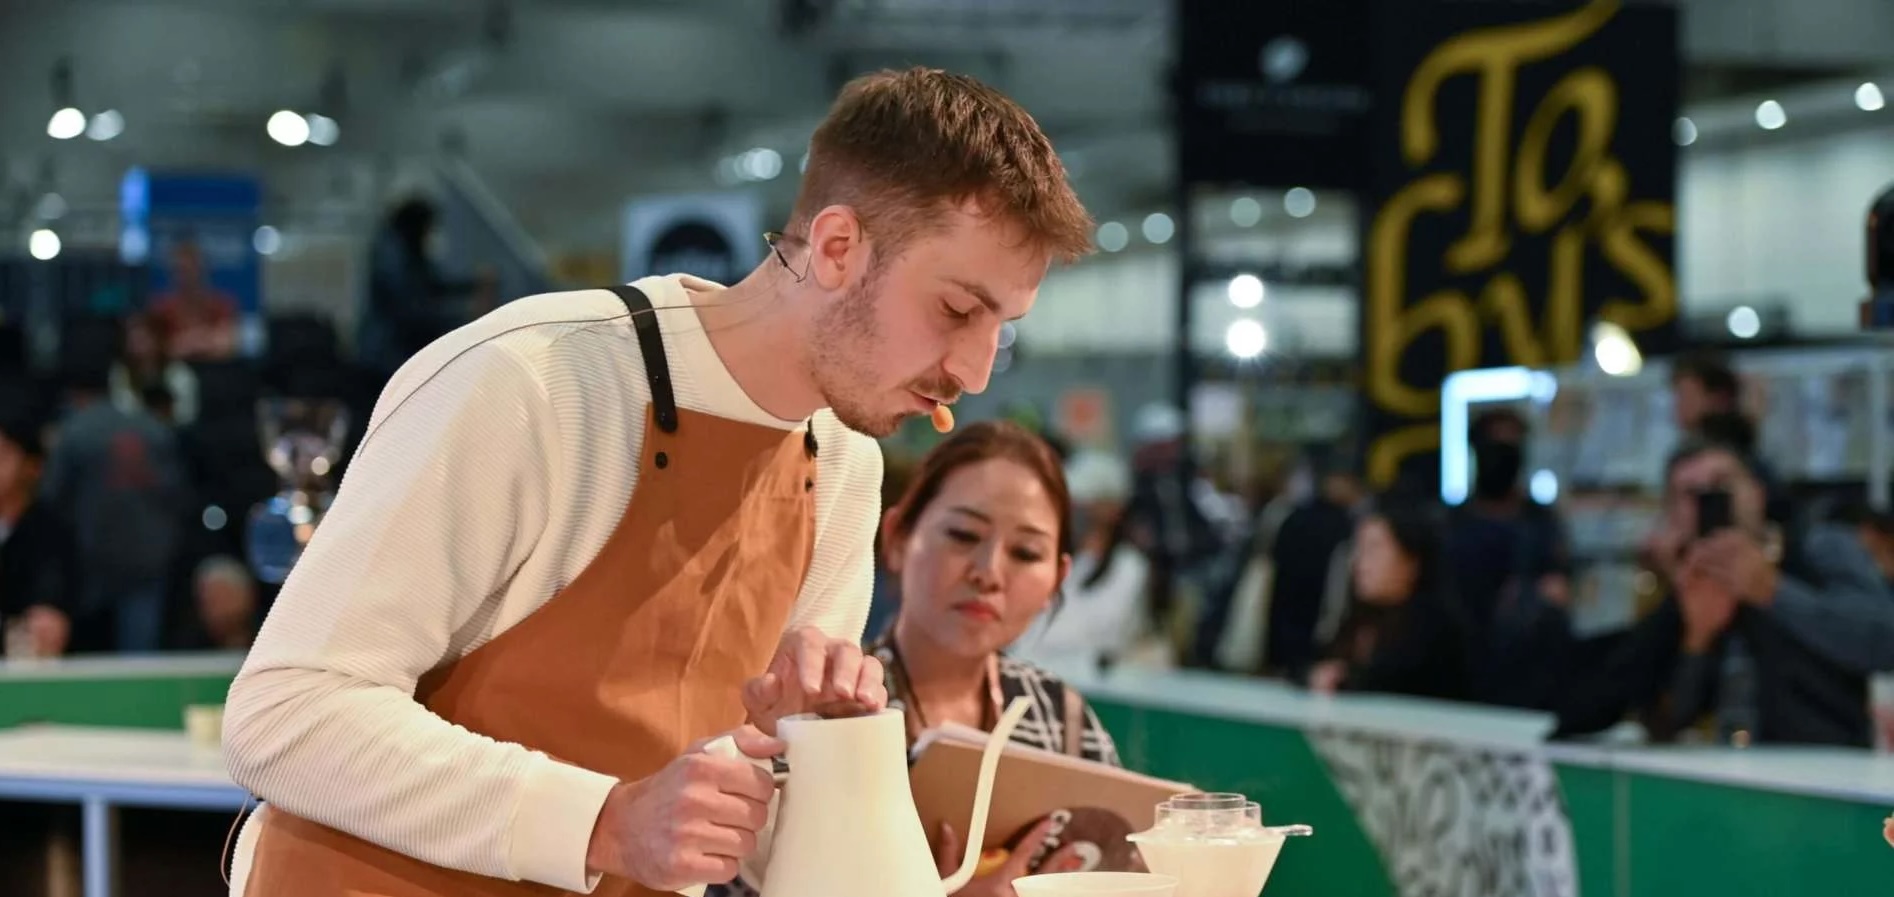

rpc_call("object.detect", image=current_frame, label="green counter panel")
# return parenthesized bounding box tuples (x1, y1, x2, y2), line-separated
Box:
(1620, 772, 1892, 896)
(0, 673, 235, 730)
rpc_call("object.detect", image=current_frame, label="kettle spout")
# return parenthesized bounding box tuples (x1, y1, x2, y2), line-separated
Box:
(939, 697, 1032, 894)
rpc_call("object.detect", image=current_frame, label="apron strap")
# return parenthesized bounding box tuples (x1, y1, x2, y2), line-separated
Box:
(605, 284, 679, 434)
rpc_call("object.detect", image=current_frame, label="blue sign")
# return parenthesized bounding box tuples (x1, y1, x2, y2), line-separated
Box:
(119, 168, 263, 316)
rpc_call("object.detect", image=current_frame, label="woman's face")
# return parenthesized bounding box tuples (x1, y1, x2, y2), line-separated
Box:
(1352, 516, 1417, 606)
(889, 458, 1071, 659)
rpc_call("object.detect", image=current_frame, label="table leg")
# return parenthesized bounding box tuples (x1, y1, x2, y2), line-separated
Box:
(81, 795, 118, 897)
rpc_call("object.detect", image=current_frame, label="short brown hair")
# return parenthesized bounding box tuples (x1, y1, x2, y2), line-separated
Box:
(792, 67, 1094, 265)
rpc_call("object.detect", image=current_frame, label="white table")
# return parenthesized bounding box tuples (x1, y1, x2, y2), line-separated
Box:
(0, 725, 248, 897)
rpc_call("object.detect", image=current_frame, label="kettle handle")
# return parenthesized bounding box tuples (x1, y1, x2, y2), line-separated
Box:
(940, 697, 1032, 894)
(673, 736, 776, 897)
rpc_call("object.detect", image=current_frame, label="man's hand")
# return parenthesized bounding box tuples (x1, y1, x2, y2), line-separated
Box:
(1306, 659, 1347, 695)
(1688, 531, 1780, 607)
(585, 725, 782, 890)
(1676, 558, 1739, 655)
(741, 627, 888, 735)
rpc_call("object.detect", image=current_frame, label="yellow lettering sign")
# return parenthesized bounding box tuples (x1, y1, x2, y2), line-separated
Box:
(1362, 0, 1677, 487)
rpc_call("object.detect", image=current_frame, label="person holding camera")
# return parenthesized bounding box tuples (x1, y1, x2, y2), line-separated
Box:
(1555, 437, 1894, 746)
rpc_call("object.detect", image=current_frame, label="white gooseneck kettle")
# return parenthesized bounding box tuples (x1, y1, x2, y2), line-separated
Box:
(681, 697, 1030, 897)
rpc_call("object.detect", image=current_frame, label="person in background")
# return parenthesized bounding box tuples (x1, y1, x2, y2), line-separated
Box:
(0, 415, 79, 658)
(184, 556, 258, 651)
(1833, 503, 1894, 588)
(147, 237, 240, 361)
(1669, 350, 1742, 436)
(1260, 454, 1362, 677)
(109, 313, 198, 426)
(865, 422, 1123, 897)
(1011, 448, 1149, 674)
(1306, 501, 1472, 701)
(357, 197, 497, 377)
(1556, 439, 1894, 746)
(41, 361, 190, 653)
(1443, 409, 1573, 704)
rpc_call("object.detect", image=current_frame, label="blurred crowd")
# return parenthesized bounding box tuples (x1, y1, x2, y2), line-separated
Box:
(6, 212, 1892, 752)
(876, 350, 1894, 750)
(0, 198, 491, 664)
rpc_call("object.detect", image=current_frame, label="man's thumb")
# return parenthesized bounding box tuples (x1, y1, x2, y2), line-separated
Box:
(729, 724, 786, 760)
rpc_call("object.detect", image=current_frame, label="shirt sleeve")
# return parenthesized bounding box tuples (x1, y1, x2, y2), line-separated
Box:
(787, 422, 882, 642)
(1764, 525, 1894, 674)
(222, 341, 617, 892)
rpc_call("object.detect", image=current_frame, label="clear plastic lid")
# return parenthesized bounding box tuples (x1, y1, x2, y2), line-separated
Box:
(1130, 792, 1269, 842)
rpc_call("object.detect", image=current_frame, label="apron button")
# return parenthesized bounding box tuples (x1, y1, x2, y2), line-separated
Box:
(655, 451, 670, 469)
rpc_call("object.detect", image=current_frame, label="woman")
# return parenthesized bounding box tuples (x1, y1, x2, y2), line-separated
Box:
(714, 421, 1123, 897)
(1009, 448, 1149, 674)
(1306, 502, 1472, 701)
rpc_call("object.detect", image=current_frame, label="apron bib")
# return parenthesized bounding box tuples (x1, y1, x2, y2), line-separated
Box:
(243, 285, 818, 897)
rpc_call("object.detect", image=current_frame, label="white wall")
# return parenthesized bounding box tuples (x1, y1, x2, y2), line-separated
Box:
(1679, 123, 1894, 331)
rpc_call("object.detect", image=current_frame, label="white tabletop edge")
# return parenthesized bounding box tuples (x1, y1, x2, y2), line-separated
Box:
(0, 651, 246, 682)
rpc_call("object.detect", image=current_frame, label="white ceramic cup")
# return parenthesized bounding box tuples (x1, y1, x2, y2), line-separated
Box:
(1013, 872, 1180, 897)
(184, 704, 225, 750)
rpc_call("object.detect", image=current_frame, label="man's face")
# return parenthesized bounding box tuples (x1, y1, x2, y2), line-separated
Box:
(1665, 449, 1765, 535)
(808, 201, 1049, 437)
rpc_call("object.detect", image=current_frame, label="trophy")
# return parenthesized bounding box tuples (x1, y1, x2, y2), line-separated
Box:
(247, 398, 350, 585)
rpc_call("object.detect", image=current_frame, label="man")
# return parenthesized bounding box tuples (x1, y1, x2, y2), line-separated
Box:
(223, 67, 1093, 896)
(0, 414, 78, 658)
(147, 236, 241, 361)
(42, 361, 189, 653)
(1556, 439, 1894, 746)
(1669, 350, 1741, 436)
(1444, 409, 1573, 708)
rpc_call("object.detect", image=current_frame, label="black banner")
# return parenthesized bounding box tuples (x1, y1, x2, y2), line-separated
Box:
(1358, 0, 1680, 489)
(1174, 0, 1375, 190)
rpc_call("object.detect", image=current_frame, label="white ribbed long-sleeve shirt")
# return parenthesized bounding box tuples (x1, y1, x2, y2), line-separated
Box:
(222, 275, 883, 894)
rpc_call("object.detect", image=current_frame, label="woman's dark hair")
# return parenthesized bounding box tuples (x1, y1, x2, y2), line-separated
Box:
(884, 420, 1073, 560)
(1362, 499, 1448, 602)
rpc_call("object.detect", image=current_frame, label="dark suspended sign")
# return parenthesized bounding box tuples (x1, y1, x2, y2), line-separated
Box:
(1357, 0, 1681, 489)
(1173, 0, 1376, 190)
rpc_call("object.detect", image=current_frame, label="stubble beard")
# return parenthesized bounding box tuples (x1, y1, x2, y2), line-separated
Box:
(810, 274, 906, 438)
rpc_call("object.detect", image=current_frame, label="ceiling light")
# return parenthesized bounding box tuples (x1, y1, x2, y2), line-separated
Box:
(267, 110, 310, 146)
(1755, 100, 1786, 131)
(47, 107, 85, 140)
(1141, 212, 1175, 244)
(1227, 274, 1264, 309)
(1225, 319, 1267, 359)
(29, 229, 62, 261)
(1857, 83, 1886, 112)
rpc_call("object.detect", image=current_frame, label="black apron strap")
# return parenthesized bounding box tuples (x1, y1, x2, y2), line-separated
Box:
(604, 284, 678, 434)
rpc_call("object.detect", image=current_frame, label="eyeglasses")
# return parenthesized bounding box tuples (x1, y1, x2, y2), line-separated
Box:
(763, 231, 810, 283)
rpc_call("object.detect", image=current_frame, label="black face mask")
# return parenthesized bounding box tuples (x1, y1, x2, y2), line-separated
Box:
(1472, 440, 1524, 499)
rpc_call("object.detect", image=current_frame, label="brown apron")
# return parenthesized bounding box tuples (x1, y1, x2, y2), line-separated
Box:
(244, 285, 819, 897)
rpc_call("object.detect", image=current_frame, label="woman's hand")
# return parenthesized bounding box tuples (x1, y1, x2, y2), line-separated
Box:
(934, 818, 1084, 897)
(1307, 659, 1347, 695)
